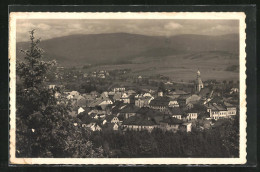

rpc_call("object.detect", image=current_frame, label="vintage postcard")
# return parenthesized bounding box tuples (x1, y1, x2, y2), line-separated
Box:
(9, 12, 247, 165)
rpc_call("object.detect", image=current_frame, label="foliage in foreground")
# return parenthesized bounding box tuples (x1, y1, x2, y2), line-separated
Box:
(16, 30, 104, 158)
(90, 117, 239, 158)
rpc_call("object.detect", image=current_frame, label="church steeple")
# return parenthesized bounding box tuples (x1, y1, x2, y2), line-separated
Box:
(195, 69, 203, 92)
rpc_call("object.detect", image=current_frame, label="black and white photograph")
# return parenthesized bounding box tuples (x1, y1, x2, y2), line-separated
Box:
(9, 12, 247, 165)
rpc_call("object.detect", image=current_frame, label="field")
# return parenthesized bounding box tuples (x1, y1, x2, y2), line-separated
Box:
(84, 51, 239, 82)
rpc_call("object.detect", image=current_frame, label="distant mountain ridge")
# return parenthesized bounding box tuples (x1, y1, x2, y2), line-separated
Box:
(16, 32, 239, 67)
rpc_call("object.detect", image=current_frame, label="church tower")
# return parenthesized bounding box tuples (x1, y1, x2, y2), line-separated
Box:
(195, 69, 204, 92)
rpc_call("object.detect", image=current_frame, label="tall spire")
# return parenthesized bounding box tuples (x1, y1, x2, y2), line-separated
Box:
(195, 69, 203, 92)
(197, 69, 200, 78)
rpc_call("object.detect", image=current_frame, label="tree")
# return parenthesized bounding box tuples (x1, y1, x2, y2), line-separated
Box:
(16, 30, 104, 158)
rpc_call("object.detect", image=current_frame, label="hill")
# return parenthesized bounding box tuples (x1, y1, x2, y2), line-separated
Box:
(16, 33, 239, 81)
(16, 33, 239, 66)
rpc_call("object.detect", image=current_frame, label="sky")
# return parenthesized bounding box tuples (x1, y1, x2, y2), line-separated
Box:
(16, 19, 239, 42)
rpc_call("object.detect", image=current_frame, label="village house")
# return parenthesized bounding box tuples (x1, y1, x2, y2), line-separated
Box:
(88, 109, 106, 117)
(178, 94, 201, 107)
(159, 117, 183, 132)
(122, 116, 159, 132)
(186, 102, 194, 109)
(119, 104, 140, 119)
(82, 94, 96, 104)
(102, 119, 107, 125)
(180, 123, 192, 132)
(186, 112, 198, 120)
(165, 107, 183, 120)
(199, 87, 213, 99)
(88, 98, 113, 108)
(184, 107, 199, 120)
(70, 90, 80, 98)
(48, 84, 56, 89)
(76, 95, 87, 107)
(135, 96, 153, 108)
(83, 73, 88, 78)
(90, 91, 100, 98)
(205, 102, 236, 120)
(113, 92, 122, 102)
(126, 90, 136, 95)
(90, 124, 102, 131)
(230, 88, 239, 94)
(224, 102, 237, 116)
(186, 94, 201, 104)
(113, 87, 126, 93)
(111, 117, 120, 123)
(168, 100, 179, 107)
(113, 123, 119, 131)
(149, 97, 170, 112)
(120, 93, 130, 104)
(77, 107, 85, 114)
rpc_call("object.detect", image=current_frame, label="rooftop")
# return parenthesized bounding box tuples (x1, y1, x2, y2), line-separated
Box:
(122, 116, 157, 126)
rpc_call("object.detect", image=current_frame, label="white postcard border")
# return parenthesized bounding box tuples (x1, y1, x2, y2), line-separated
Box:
(9, 12, 247, 165)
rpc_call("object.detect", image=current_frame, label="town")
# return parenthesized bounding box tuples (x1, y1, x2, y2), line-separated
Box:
(47, 66, 239, 134)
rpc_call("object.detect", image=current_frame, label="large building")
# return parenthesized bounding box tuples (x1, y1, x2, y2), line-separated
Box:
(195, 70, 204, 92)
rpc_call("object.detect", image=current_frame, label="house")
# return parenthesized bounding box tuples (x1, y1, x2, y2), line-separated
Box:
(120, 93, 130, 104)
(119, 104, 140, 119)
(66, 94, 74, 100)
(88, 109, 106, 118)
(88, 98, 113, 108)
(99, 99, 113, 105)
(180, 123, 192, 132)
(90, 124, 102, 131)
(185, 108, 199, 120)
(230, 88, 239, 94)
(149, 97, 170, 112)
(199, 87, 213, 98)
(135, 96, 153, 108)
(165, 107, 183, 120)
(111, 117, 120, 123)
(186, 112, 198, 120)
(157, 90, 164, 97)
(48, 84, 56, 89)
(224, 102, 237, 116)
(122, 116, 159, 132)
(205, 102, 236, 120)
(113, 87, 125, 92)
(186, 94, 201, 104)
(83, 73, 88, 78)
(102, 119, 107, 125)
(76, 95, 87, 107)
(77, 107, 85, 114)
(135, 107, 165, 125)
(168, 100, 179, 107)
(186, 102, 194, 109)
(170, 90, 188, 96)
(159, 117, 183, 132)
(178, 94, 201, 107)
(113, 123, 119, 131)
(143, 93, 152, 97)
(127, 90, 136, 95)
(82, 94, 96, 104)
(70, 91, 80, 97)
(98, 73, 105, 78)
(100, 92, 109, 99)
(90, 91, 100, 98)
(113, 92, 122, 102)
